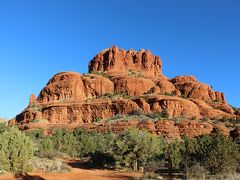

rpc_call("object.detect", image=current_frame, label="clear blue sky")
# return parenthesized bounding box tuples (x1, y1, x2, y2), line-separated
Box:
(0, 0, 240, 118)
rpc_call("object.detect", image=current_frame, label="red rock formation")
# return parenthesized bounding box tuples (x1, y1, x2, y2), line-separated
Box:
(112, 76, 155, 96)
(152, 76, 178, 95)
(146, 95, 202, 119)
(177, 120, 213, 138)
(171, 76, 226, 103)
(82, 74, 114, 99)
(208, 102, 235, 115)
(21, 119, 233, 139)
(29, 94, 37, 107)
(16, 99, 140, 124)
(213, 124, 230, 136)
(190, 99, 234, 119)
(133, 98, 151, 113)
(12, 46, 237, 139)
(38, 72, 86, 104)
(155, 120, 180, 139)
(88, 46, 162, 77)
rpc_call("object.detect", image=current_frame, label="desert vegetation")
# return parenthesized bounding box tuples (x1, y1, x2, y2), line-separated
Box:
(1, 122, 240, 179)
(0, 126, 34, 173)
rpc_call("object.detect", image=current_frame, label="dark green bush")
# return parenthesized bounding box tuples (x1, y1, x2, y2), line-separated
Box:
(181, 94, 188, 99)
(147, 110, 169, 119)
(113, 128, 163, 171)
(165, 92, 174, 96)
(25, 126, 240, 175)
(130, 109, 143, 116)
(182, 132, 240, 175)
(25, 128, 44, 140)
(0, 128, 34, 173)
(90, 71, 110, 78)
(38, 137, 55, 158)
(165, 140, 185, 170)
(49, 128, 79, 157)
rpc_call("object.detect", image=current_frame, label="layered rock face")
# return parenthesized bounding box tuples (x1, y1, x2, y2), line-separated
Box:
(88, 46, 162, 77)
(171, 76, 226, 103)
(38, 72, 86, 104)
(13, 46, 238, 138)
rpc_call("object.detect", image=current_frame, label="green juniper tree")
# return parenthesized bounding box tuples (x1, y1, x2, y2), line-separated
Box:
(113, 128, 163, 171)
(0, 128, 34, 173)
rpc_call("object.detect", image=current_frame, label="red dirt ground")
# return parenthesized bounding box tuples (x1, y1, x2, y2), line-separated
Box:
(0, 160, 142, 180)
(0, 169, 141, 180)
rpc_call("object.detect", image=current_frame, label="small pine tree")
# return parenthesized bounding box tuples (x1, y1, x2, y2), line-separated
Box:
(51, 128, 79, 157)
(113, 128, 163, 171)
(204, 132, 240, 174)
(165, 140, 185, 170)
(38, 137, 54, 156)
(0, 128, 34, 173)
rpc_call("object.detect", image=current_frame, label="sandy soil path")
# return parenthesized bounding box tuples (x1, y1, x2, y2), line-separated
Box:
(0, 164, 141, 180)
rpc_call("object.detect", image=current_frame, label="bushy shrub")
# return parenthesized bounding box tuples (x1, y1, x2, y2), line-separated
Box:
(106, 113, 123, 122)
(0, 128, 34, 173)
(74, 130, 115, 158)
(200, 117, 208, 122)
(38, 137, 55, 158)
(127, 69, 143, 77)
(203, 133, 240, 174)
(98, 93, 116, 99)
(165, 92, 174, 96)
(130, 109, 143, 116)
(182, 132, 240, 175)
(74, 130, 98, 156)
(32, 119, 49, 123)
(90, 71, 110, 78)
(165, 140, 185, 170)
(25, 128, 44, 140)
(51, 128, 79, 157)
(147, 110, 169, 119)
(113, 128, 163, 171)
(181, 94, 188, 99)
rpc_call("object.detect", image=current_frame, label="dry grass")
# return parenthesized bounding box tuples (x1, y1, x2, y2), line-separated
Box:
(30, 157, 71, 173)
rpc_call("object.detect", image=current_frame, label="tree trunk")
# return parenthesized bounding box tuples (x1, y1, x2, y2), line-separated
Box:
(134, 159, 138, 171)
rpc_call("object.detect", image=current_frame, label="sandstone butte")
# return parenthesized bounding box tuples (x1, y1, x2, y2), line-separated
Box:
(10, 46, 240, 139)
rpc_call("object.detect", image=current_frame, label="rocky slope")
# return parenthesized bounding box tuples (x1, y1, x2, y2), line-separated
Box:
(11, 46, 239, 138)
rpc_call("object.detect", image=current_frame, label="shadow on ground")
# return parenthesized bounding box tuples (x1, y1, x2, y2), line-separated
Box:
(66, 157, 114, 170)
(66, 157, 95, 170)
(15, 173, 45, 180)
